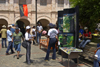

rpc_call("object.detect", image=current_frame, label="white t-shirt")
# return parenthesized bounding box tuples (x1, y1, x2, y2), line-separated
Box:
(25, 32, 32, 40)
(37, 26, 43, 32)
(32, 28, 36, 32)
(48, 28, 58, 38)
(32, 28, 36, 37)
(7, 30, 12, 42)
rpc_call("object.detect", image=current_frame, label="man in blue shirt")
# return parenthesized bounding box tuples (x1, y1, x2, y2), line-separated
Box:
(94, 43, 100, 67)
(10, 24, 15, 33)
(6, 25, 15, 55)
(79, 26, 84, 40)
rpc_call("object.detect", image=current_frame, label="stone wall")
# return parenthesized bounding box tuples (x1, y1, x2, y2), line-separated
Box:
(0, 0, 70, 27)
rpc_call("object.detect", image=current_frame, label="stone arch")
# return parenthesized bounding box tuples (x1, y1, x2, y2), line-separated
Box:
(38, 19, 50, 31)
(15, 16, 31, 25)
(37, 16, 51, 23)
(0, 16, 8, 30)
(16, 18, 30, 36)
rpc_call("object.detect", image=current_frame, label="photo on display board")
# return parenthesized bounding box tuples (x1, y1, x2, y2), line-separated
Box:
(58, 17, 63, 33)
(63, 34, 74, 47)
(58, 34, 63, 47)
(58, 33, 74, 47)
(63, 14, 74, 33)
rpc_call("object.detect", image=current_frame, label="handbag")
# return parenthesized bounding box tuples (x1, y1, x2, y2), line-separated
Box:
(22, 41, 27, 48)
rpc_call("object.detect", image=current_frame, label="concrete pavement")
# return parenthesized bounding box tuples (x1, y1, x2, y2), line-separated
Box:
(0, 43, 93, 67)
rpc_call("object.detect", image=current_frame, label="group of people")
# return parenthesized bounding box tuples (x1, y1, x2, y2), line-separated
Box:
(79, 26, 92, 48)
(0, 22, 58, 65)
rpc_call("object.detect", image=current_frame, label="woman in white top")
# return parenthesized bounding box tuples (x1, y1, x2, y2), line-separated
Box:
(25, 26, 33, 65)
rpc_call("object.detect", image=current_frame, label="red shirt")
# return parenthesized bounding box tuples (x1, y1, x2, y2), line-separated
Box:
(83, 32, 91, 37)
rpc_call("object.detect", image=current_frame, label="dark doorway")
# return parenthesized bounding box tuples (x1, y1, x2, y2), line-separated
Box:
(16, 20, 25, 36)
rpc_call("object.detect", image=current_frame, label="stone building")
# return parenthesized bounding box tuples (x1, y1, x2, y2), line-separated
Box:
(0, 0, 70, 30)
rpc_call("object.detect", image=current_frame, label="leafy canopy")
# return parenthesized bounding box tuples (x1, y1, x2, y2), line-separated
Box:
(70, 0, 100, 32)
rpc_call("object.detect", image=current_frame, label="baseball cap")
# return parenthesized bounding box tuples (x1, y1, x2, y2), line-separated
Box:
(48, 23, 54, 27)
(15, 27, 19, 30)
(8, 25, 12, 27)
(12, 24, 15, 26)
(26, 26, 31, 30)
(84, 27, 88, 30)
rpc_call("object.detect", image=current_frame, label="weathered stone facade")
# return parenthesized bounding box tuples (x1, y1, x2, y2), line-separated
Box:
(0, 0, 70, 29)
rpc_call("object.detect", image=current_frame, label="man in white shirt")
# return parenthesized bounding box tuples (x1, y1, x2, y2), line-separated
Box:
(45, 23, 58, 61)
(6, 25, 15, 55)
(37, 23, 43, 44)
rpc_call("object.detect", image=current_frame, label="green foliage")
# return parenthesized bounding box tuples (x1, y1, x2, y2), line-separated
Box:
(70, 0, 100, 32)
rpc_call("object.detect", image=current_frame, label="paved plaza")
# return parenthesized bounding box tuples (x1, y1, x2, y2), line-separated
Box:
(0, 40, 93, 67)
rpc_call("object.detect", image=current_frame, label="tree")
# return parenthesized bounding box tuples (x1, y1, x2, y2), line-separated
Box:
(70, 0, 100, 32)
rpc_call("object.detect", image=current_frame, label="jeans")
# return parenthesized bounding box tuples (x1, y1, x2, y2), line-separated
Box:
(14, 43, 21, 51)
(6, 41, 14, 53)
(33, 37, 36, 45)
(94, 49, 100, 67)
(2, 38, 7, 47)
(26, 42, 31, 63)
(79, 39, 91, 48)
(45, 38, 57, 60)
(37, 33, 41, 44)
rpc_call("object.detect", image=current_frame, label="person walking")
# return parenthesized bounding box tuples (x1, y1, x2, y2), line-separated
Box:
(12, 27, 24, 59)
(25, 26, 34, 65)
(6, 25, 15, 55)
(32, 26, 36, 45)
(0, 25, 7, 48)
(45, 23, 58, 61)
(37, 23, 43, 44)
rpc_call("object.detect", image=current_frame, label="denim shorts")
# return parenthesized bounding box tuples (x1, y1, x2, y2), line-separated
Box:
(14, 43, 21, 51)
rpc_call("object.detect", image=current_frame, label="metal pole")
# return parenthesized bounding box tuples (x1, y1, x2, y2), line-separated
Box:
(36, 0, 37, 43)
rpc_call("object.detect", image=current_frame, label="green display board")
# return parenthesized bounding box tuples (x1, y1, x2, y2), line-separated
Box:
(58, 34, 74, 47)
(63, 14, 74, 33)
(58, 34, 63, 47)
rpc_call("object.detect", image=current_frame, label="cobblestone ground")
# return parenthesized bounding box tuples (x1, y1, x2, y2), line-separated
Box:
(0, 42, 93, 67)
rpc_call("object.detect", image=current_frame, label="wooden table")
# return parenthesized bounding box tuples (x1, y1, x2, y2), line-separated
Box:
(60, 47, 83, 67)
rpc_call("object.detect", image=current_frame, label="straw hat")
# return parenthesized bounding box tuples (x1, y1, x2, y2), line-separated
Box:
(2, 25, 6, 28)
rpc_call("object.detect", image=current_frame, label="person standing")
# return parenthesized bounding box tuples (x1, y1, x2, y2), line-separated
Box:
(37, 23, 43, 44)
(10, 24, 15, 34)
(93, 44, 100, 67)
(12, 27, 24, 59)
(0, 25, 7, 48)
(45, 23, 58, 61)
(6, 25, 15, 55)
(32, 26, 36, 45)
(25, 26, 34, 65)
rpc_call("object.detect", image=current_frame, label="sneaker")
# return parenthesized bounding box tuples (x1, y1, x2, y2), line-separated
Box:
(17, 57, 19, 59)
(11, 52, 15, 54)
(27, 62, 31, 65)
(6, 53, 10, 55)
(2, 46, 4, 48)
(5, 46, 7, 48)
(51, 59, 56, 60)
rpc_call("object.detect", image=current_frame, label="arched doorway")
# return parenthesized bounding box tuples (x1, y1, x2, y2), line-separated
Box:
(16, 19, 30, 36)
(0, 19, 8, 30)
(38, 19, 50, 31)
